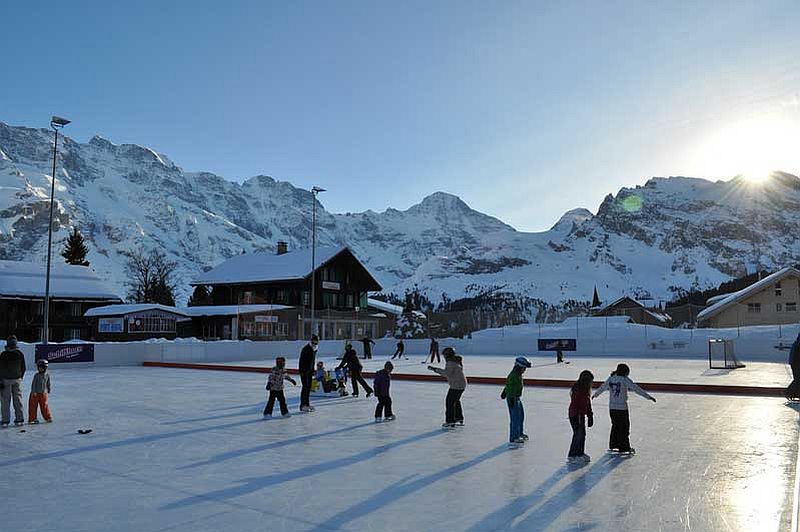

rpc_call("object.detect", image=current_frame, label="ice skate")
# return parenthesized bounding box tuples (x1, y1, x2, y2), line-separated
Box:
(375, 417, 382, 423)
(384, 415, 396, 421)
(441, 422, 456, 430)
(262, 414, 272, 419)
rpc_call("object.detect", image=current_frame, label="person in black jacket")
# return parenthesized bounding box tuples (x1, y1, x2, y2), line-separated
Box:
(298, 335, 319, 412)
(391, 339, 406, 360)
(337, 342, 373, 397)
(788, 333, 800, 399)
(0, 335, 26, 426)
(361, 337, 375, 359)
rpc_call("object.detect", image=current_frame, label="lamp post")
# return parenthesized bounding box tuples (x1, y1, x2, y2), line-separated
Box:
(43, 116, 71, 344)
(310, 186, 326, 339)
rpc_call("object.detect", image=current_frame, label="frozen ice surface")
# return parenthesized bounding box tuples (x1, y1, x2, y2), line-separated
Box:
(0, 366, 796, 531)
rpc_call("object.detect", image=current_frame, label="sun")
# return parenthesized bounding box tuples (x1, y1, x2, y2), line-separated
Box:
(689, 114, 799, 183)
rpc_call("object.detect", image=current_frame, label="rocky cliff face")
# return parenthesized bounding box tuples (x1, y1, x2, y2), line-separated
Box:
(1, 120, 798, 306)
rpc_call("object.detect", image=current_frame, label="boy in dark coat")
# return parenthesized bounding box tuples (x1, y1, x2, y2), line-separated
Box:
(337, 342, 373, 397)
(361, 337, 375, 359)
(298, 335, 319, 412)
(374, 361, 394, 422)
(391, 339, 406, 360)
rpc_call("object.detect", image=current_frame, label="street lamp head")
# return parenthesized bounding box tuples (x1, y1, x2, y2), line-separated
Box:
(50, 116, 71, 129)
(311, 186, 326, 194)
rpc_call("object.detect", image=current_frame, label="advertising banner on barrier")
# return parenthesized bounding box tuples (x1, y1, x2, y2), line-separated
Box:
(537, 338, 577, 351)
(35, 343, 95, 363)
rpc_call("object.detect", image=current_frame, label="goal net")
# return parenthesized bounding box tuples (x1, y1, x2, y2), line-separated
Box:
(708, 339, 746, 369)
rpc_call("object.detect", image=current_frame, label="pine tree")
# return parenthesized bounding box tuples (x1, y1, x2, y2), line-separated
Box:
(591, 285, 601, 308)
(61, 227, 90, 266)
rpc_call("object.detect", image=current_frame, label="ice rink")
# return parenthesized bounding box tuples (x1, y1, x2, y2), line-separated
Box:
(1, 365, 797, 531)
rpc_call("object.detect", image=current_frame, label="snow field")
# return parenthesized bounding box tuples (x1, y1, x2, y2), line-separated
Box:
(0, 366, 796, 531)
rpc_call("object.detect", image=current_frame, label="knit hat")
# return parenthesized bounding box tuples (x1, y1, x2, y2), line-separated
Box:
(5, 335, 18, 349)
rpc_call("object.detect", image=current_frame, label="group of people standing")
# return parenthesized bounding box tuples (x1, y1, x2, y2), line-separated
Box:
(264, 335, 659, 461)
(0, 336, 54, 427)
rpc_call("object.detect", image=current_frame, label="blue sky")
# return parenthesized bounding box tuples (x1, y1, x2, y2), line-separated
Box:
(2, 1, 799, 231)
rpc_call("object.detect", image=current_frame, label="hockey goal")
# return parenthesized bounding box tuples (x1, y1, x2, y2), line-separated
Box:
(708, 338, 746, 369)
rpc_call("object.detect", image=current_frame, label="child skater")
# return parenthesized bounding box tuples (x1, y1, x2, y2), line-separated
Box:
(428, 347, 467, 428)
(592, 363, 656, 454)
(28, 359, 53, 424)
(373, 361, 395, 422)
(567, 370, 594, 463)
(501, 356, 532, 447)
(264, 356, 297, 418)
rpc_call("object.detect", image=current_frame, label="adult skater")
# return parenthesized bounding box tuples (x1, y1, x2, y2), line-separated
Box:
(787, 333, 800, 399)
(0, 335, 26, 427)
(567, 370, 594, 463)
(361, 337, 375, 359)
(592, 363, 655, 454)
(501, 356, 532, 447)
(428, 347, 467, 428)
(391, 338, 406, 360)
(337, 342, 373, 397)
(298, 335, 319, 412)
(427, 337, 440, 364)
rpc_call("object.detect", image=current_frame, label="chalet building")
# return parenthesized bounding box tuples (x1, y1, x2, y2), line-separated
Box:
(593, 296, 672, 327)
(85, 304, 189, 341)
(697, 267, 800, 328)
(0, 260, 122, 343)
(190, 245, 389, 340)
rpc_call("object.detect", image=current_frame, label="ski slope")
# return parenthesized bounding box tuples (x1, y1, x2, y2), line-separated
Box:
(0, 365, 796, 531)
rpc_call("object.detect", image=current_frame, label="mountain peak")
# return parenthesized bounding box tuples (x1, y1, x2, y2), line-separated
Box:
(550, 208, 593, 232)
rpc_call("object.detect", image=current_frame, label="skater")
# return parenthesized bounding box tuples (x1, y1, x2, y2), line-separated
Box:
(428, 347, 467, 428)
(28, 359, 53, 424)
(298, 335, 319, 412)
(391, 338, 406, 360)
(592, 363, 656, 454)
(501, 356, 532, 446)
(0, 335, 26, 427)
(336, 342, 373, 397)
(556, 349, 564, 364)
(427, 337, 440, 364)
(374, 361, 395, 422)
(264, 357, 297, 418)
(361, 337, 375, 359)
(567, 370, 594, 463)
(787, 333, 800, 400)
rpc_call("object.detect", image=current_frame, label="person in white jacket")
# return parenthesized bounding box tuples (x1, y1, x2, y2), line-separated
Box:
(428, 347, 467, 428)
(592, 363, 656, 454)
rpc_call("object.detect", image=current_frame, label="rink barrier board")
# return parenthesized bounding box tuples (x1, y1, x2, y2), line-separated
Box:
(141, 361, 787, 397)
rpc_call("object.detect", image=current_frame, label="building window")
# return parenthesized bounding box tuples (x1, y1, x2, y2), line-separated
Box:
(323, 293, 334, 307)
(346, 294, 354, 308)
(242, 291, 254, 304)
(747, 303, 761, 313)
(777, 303, 783, 312)
(303, 291, 310, 306)
(276, 323, 288, 337)
(128, 313, 177, 333)
(787, 302, 797, 312)
(68, 328, 82, 340)
(775, 282, 782, 297)
(69, 303, 83, 316)
(277, 289, 287, 303)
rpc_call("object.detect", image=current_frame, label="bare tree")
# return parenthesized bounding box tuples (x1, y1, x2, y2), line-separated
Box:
(125, 247, 179, 306)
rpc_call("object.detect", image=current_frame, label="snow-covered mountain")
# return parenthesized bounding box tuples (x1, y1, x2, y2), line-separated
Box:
(1, 120, 798, 307)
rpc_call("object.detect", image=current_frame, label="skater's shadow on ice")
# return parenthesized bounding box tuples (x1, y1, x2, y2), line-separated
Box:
(178, 421, 378, 470)
(466, 455, 622, 532)
(0, 417, 267, 468)
(161, 396, 341, 425)
(308, 444, 510, 532)
(161, 428, 447, 511)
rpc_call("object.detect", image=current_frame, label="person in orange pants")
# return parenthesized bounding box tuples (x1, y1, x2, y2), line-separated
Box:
(28, 359, 52, 423)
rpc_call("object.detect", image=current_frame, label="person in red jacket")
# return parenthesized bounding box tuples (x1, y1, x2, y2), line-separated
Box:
(567, 370, 594, 463)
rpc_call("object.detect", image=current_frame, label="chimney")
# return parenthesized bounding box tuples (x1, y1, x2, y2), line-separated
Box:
(277, 241, 288, 255)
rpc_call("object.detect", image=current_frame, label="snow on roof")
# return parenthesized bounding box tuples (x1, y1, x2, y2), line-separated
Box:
(192, 246, 347, 285)
(697, 267, 800, 322)
(367, 298, 427, 319)
(705, 292, 737, 306)
(181, 304, 294, 317)
(85, 304, 188, 318)
(367, 298, 404, 315)
(0, 260, 122, 301)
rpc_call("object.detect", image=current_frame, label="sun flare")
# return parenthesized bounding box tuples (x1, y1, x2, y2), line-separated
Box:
(690, 115, 799, 183)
